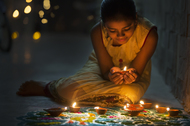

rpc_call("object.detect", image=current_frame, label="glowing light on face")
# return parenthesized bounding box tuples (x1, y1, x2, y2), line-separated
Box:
(33, 31, 41, 40)
(13, 10, 19, 18)
(26, 0, 32, 3)
(11, 31, 19, 39)
(72, 102, 76, 108)
(24, 5, 32, 14)
(43, 0, 51, 10)
(39, 10, 44, 18)
(140, 100, 144, 105)
(41, 18, 48, 24)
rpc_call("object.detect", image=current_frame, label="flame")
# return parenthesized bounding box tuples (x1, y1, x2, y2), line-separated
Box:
(140, 100, 144, 104)
(124, 105, 126, 110)
(94, 107, 99, 109)
(167, 107, 170, 111)
(123, 66, 127, 71)
(155, 105, 159, 108)
(65, 107, 67, 110)
(127, 103, 130, 107)
(72, 102, 76, 108)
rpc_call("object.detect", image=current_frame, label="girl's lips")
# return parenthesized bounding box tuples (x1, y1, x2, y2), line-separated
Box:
(117, 38, 126, 42)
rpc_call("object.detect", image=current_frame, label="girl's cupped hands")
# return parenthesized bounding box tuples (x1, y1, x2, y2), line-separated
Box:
(123, 68, 138, 84)
(108, 67, 139, 84)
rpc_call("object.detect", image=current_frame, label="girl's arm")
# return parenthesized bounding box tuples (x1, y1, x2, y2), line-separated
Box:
(90, 22, 114, 80)
(130, 28, 158, 78)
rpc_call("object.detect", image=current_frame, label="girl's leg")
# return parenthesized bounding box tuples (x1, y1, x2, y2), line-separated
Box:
(16, 80, 48, 96)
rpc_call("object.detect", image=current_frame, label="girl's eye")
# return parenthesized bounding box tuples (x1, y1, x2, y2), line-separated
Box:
(124, 28, 130, 31)
(109, 30, 116, 33)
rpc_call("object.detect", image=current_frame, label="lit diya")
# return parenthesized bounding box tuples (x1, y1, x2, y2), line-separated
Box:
(140, 100, 152, 109)
(69, 102, 80, 112)
(43, 107, 67, 116)
(124, 103, 144, 116)
(120, 66, 127, 74)
(167, 108, 179, 116)
(94, 107, 107, 115)
(155, 105, 167, 113)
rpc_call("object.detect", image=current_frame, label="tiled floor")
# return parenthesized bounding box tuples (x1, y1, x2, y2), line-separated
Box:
(0, 32, 183, 126)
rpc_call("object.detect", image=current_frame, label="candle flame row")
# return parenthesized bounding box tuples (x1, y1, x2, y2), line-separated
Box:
(140, 100, 170, 111)
(70, 101, 171, 112)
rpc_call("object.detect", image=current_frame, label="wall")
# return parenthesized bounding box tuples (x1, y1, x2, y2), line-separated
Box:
(134, 0, 190, 112)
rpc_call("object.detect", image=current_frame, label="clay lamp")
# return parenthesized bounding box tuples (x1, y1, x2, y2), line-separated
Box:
(124, 103, 144, 116)
(69, 102, 80, 113)
(94, 107, 107, 115)
(155, 105, 167, 113)
(120, 66, 127, 74)
(167, 108, 179, 116)
(43, 107, 67, 116)
(140, 100, 152, 109)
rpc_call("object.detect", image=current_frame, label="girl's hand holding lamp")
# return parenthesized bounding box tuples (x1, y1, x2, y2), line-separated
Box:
(108, 67, 139, 85)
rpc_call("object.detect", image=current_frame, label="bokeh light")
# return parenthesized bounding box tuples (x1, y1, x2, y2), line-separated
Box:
(11, 31, 19, 39)
(41, 18, 48, 24)
(24, 5, 32, 14)
(39, 10, 44, 18)
(53, 5, 59, 10)
(50, 12, 55, 18)
(33, 31, 41, 40)
(24, 50, 31, 64)
(43, 0, 51, 10)
(87, 15, 94, 20)
(26, 0, 32, 3)
(12, 10, 19, 18)
(23, 17, 29, 24)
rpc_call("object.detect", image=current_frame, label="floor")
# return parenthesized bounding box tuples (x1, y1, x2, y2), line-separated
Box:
(0, 32, 183, 126)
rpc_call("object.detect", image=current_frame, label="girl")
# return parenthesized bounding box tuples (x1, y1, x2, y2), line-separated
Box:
(17, 0, 158, 107)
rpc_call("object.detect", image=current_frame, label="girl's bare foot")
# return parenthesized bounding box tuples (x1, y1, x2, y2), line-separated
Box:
(16, 80, 46, 96)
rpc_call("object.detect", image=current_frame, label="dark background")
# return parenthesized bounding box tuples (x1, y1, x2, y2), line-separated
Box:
(0, 0, 187, 125)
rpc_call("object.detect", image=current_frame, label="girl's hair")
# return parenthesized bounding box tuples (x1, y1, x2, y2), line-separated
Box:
(100, 0, 136, 23)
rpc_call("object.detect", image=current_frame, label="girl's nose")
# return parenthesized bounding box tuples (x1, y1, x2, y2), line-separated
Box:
(117, 31, 125, 37)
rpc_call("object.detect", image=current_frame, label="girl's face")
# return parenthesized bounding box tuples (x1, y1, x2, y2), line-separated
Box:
(105, 19, 137, 46)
